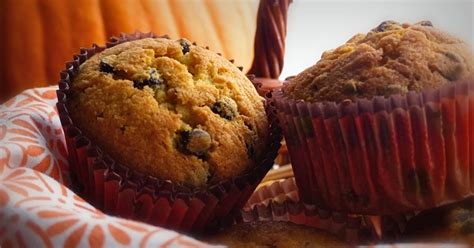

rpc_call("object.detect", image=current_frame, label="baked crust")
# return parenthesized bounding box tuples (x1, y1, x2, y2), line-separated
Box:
(284, 21, 474, 103)
(68, 38, 268, 188)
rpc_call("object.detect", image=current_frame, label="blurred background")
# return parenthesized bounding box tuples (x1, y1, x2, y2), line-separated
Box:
(0, 0, 473, 101)
(0, 0, 261, 101)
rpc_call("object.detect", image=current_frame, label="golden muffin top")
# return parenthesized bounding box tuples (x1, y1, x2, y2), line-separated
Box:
(68, 38, 268, 188)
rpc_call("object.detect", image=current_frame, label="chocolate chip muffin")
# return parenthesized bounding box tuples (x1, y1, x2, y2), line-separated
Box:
(403, 199, 474, 244)
(67, 37, 268, 188)
(284, 21, 474, 102)
(205, 221, 347, 247)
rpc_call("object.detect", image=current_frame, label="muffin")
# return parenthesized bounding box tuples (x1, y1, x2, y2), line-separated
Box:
(403, 198, 473, 244)
(67, 36, 268, 188)
(205, 221, 347, 247)
(57, 32, 282, 232)
(272, 21, 474, 214)
(284, 20, 473, 102)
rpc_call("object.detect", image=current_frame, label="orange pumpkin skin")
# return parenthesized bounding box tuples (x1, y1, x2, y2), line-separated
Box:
(0, 0, 258, 101)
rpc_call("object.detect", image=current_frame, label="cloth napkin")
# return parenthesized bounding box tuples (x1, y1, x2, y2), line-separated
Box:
(0, 86, 213, 247)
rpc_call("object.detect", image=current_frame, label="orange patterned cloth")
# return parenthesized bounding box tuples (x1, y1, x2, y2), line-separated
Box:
(0, 86, 211, 247)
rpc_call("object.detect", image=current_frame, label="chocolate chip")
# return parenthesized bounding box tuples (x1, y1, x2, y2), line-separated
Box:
(244, 122, 257, 159)
(179, 131, 191, 150)
(99, 60, 114, 73)
(460, 219, 474, 235)
(133, 81, 144, 89)
(178, 128, 212, 156)
(372, 20, 399, 32)
(237, 66, 243, 71)
(416, 20, 433, 27)
(144, 69, 164, 86)
(211, 97, 238, 120)
(133, 68, 164, 89)
(179, 39, 190, 54)
(246, 141, 255, 159)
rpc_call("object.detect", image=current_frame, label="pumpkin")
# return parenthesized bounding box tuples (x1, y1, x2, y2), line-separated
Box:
(0, 0, 260, 101)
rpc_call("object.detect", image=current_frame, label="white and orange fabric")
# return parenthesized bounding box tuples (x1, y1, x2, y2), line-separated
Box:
(0, 86, 212, 247)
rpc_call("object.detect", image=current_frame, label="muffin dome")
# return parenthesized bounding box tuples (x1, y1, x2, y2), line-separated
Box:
(68, 37, 268, 188)
(284, 21, 474, 103)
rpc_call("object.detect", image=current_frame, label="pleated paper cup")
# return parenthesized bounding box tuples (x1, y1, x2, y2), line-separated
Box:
(270, 80, 473, 215)
(56, 32, 282, 233)
(239, 177, 414, 244)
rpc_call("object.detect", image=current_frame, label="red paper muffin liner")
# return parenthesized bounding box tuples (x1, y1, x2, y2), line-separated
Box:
(56, 32, 282, 233)
(249, 76, 291, 166)
(270, 80, 473, 215)
(239, 177, 414, 244)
